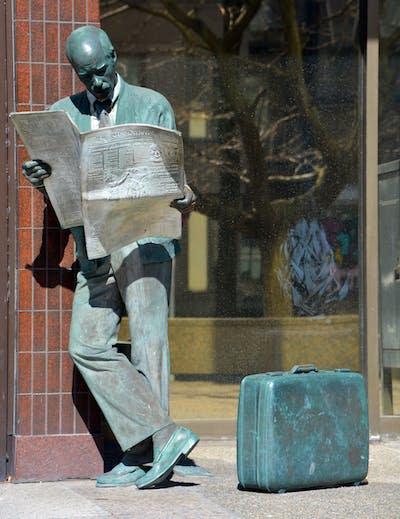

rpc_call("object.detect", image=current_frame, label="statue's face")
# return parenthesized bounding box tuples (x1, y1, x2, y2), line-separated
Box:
(72, 48, 117, 101)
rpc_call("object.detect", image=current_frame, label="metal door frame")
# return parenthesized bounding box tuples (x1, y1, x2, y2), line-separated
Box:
(364, 0, 400, 436)
(0, 0, 15, 479)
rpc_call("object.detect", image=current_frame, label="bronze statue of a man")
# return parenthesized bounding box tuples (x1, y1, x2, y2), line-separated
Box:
(22, 26, 198, 489)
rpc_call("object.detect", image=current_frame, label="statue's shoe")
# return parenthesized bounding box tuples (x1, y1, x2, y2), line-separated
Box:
(136, 426, 199, 489)
(96, 463, 145, 488)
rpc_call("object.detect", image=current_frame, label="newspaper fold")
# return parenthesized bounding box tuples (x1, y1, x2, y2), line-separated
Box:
(10, 110, 184, 259)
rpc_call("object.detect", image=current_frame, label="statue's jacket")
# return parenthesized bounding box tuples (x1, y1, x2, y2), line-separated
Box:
(50, 78, 180, 273)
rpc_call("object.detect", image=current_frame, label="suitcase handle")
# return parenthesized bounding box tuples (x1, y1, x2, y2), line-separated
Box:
(290, 364, 318, 374)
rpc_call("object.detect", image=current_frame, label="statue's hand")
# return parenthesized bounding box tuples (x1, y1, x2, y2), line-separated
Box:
(170, 185, 197, 214)
(22, 159, 52, 188)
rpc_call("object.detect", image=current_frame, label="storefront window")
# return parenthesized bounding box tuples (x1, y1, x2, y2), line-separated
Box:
(101, 0, 361, 424)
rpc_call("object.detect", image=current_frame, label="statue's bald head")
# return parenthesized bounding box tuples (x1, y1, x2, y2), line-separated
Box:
(66, 26, 115, 67)
(65, 26, 118, 101)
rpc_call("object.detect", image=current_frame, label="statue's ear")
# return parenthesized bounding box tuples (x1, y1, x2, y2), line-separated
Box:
(111, 49, 117, 64)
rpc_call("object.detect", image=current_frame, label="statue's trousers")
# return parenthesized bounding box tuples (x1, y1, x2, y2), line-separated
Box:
(68, 245, 173, 452)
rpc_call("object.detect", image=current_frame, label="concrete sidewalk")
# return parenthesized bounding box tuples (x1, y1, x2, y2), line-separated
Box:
(0, 439, 399, 519)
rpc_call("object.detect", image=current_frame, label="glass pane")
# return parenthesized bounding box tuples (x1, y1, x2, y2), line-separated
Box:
(101, 0, 361, 423)
(378, 0, 400, 416)
(379, 1, 400, 164)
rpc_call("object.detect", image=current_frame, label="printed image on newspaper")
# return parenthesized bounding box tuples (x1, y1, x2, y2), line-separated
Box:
(81, 124, 184, 259)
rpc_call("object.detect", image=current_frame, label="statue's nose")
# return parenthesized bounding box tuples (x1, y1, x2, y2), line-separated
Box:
(92, 76, 102, 89)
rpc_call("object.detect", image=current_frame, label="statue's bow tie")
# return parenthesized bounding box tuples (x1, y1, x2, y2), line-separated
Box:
(94, 99, 113, 115)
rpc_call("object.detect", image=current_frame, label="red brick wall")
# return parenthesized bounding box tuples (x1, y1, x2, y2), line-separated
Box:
(13, 0, 103, 481)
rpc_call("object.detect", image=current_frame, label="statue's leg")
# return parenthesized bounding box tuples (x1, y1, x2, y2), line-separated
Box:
(68, 268, 173, 453)
(111, 246, 172, 458)
(111, 247, 172, 414)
